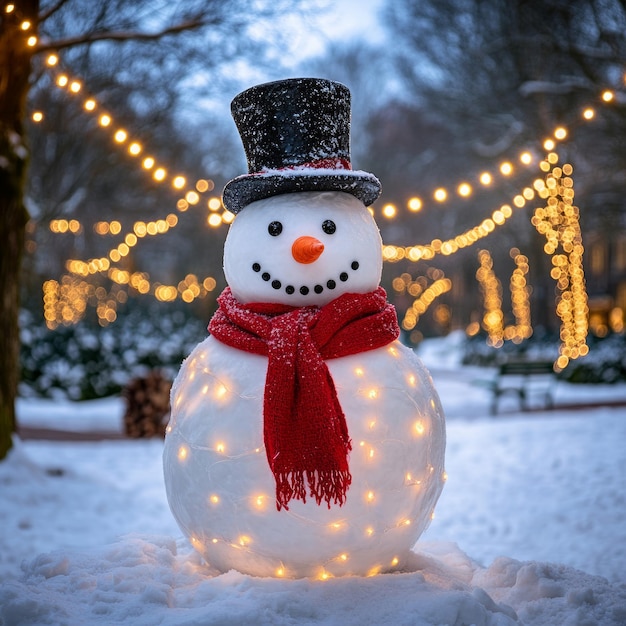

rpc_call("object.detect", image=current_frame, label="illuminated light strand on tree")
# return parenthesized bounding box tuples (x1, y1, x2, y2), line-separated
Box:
(37, 52, 234, 262)
(36, 47, 622, 228)
(31, 41, 621, 330)
(31, 51, 231, 324)
(391, 270, 452, 334)
(384, 151, 538, 219)
(382, 199, 519, 263)
(531, 161, 589, 370)
(475, 250, 504, 348)
(43, 270, 219, 329)
(504, 249, 533, 344)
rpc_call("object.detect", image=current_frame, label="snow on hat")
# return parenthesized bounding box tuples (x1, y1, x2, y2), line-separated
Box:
(222, 78, 382, 214)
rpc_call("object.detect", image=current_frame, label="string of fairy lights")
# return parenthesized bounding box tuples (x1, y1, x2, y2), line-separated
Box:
(32, 50, 233, 327)
(12, 1, 625, 364)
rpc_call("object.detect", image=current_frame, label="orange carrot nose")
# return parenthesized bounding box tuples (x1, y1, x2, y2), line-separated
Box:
(292, 236, 324, 264)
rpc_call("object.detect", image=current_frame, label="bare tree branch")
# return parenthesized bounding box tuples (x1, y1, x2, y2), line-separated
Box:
(34, 17, 208, 54)
(39, 0, 73, 22)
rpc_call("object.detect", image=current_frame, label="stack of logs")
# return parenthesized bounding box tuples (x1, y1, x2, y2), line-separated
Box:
(123, 371, 172, 438)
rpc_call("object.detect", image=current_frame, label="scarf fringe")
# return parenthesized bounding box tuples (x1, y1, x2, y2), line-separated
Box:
(275, 469, 353, 511)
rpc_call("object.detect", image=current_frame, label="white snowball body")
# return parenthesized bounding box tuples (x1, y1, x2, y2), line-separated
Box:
(163, 191, 446, 578)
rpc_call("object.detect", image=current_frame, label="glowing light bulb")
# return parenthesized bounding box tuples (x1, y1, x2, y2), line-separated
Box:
(27, 35, 37, 47)
(172, 176, 186, 189)
(499, 162, 513, 176)
(583, 107, 595, 120)
(46, 54, 58, 66)
(56, 75, 68, 87)
(32, 111, 43, 122)
(84, 99, 96, 111)
(142, 157, 155, 170)
(414, 421, 425, 435)
(216, 442, 225, 454)
(367, 388, 378, 400)
(479, 172, 492, 185)
(354, 367, 364, 377)
(210, 494, 220, 504)
(554, 127, 567, 140)
(215, 383, 228, 399)
(99, 114, 112, 127)
(366, 490, 375, 502)
(408, 197, 422, 212)
(114, 129, 127, 143)
(153, 167, 166, 181)
(520, 151, 532, 164)
(208, 197, 222, 211)
(20, 20, 31, 30)
(69, 81, 81, 93)
(185, 191, 200, 205)
(177, 445, 189, 461)
(457, 182, 472, 197)
(543, 138, 556, 150)
(382, 203, 396, 218)
(391, 557, 399, 566)
(433, 188, 447, 202)
(602, 90, 614, 102)
(208, 214, 222, 227)
(128, 142, 142, 156)
(276, 567, 285, 577)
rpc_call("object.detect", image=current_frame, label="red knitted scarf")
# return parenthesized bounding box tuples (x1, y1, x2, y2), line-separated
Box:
(208, 286, 399, 511)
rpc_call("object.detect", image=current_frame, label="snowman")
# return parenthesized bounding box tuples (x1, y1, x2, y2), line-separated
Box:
(163, 78, 446, 579)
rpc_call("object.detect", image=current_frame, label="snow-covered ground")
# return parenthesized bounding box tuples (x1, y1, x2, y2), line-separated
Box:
(1, 335, 625, 625)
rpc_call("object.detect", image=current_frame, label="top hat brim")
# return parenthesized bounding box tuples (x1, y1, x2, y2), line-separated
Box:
(223, 169, 382, 214)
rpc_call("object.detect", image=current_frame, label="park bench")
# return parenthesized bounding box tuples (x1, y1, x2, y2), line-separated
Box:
(479, 359, 557, 415)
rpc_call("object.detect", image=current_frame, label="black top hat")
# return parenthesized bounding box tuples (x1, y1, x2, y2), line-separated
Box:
(222, 78, 382, 214)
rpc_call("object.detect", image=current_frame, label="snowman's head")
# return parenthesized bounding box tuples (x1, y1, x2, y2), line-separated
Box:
(223, 191, 383, 306)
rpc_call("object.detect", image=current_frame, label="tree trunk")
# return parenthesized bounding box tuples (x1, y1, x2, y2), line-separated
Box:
(0, 1, 39, 460)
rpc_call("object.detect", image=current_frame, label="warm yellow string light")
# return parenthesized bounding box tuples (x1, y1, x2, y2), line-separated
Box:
(34, 45, 621, 331)
(392, 270, 452, 336)
(531, 160, 589, 369)
(503, 249, 533, 343)
(43, 270, 219, 328)
(380, 151, 537, 219)
(475, 250, 504, 347)
(33, 52, 231, 324)
(382, 200, 517, 263)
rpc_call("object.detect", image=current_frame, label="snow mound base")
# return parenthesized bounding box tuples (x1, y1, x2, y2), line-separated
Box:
(2, 536, 624, 626)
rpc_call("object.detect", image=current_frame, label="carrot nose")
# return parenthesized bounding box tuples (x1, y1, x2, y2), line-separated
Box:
(292, 236, 324, 264)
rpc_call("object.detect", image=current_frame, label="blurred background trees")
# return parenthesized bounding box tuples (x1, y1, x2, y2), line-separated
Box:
(1, 0, 306, 458)
(5, 0, 626, 414)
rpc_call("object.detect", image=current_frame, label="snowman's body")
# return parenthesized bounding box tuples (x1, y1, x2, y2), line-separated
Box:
(163, 191, 446, 578)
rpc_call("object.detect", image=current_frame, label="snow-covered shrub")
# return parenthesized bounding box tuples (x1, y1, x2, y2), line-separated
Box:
(19, 305, 208, 400)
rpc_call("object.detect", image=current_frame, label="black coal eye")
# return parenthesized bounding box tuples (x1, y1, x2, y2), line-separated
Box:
(322, 220, 336, 235)
(268, 221, 283, 236)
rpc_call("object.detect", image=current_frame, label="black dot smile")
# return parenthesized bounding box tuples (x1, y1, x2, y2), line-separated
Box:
(251, 261, 360, 297)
